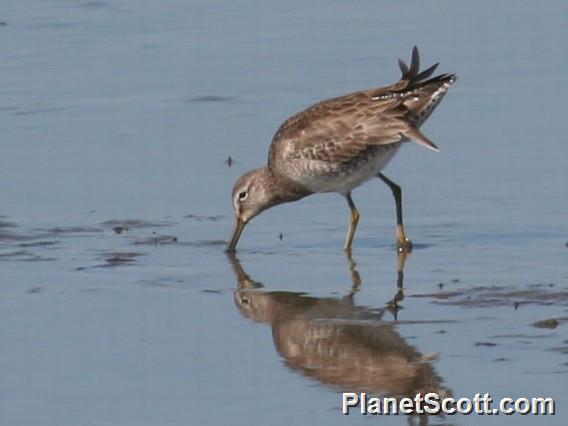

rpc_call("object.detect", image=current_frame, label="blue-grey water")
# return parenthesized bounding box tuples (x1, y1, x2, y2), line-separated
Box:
(1, 1, 567, 425)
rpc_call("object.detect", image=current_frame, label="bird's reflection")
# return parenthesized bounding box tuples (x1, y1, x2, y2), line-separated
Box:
(228, 252, 449, 400)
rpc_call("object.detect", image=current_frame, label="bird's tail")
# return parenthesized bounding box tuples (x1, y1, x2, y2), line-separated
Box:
(398, 46, 456, 90)
(397, 46, 456, 128)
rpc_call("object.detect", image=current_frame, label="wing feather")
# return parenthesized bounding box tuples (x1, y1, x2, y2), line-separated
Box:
(269, 47, 452, 168)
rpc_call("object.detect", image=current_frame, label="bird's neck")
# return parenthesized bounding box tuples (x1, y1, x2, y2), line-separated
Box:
(263, 166, 311, 205)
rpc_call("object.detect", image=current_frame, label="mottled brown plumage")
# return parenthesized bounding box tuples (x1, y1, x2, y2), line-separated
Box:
(228, 47, 456, 251)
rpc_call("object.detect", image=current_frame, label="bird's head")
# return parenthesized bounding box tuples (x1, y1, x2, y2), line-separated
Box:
(227, 168, 276, 251)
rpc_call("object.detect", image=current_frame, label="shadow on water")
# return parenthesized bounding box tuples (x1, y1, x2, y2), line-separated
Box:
(227, 252, 452, 422)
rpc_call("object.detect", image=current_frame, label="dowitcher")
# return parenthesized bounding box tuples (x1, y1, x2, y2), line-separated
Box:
(228, 47, 455, 252)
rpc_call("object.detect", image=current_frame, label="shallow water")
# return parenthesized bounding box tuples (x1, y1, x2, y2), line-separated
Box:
(1, 1, 567, 425)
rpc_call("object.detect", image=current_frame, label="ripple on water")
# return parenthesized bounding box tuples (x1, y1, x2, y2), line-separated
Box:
(75, 251, 145, 270)
(18, 240, 60, 248)
(33, 226, 104, 236)
(412, 284, 568, 307)
(100, 219, 177, 229)
(185, 95, 235, 103)
(133, 234, 178, 245)
(184, 214, 223, 221)
(0, 250, 57, 262)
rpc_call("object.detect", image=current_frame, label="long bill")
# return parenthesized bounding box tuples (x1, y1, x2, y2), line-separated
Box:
(227, 218, 246, 252)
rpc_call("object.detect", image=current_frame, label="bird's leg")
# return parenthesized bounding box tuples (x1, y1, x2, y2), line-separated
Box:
(378, 173, 413, 252)
(345, 249, 362, 293)
(387, 250, 410, 321)
(344, 193, 360, 251)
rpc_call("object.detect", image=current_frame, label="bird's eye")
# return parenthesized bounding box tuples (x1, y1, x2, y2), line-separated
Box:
(238, 191, 248, 201)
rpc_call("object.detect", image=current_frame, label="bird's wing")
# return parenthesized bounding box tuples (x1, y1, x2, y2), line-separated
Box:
(271, 94, 436, 165)
(270, 47, 442, 166)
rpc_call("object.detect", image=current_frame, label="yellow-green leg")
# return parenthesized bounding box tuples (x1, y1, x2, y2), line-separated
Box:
(345, 250, 362, 292)
(378, 173, 413, 252)
(344, 193, 360, 251)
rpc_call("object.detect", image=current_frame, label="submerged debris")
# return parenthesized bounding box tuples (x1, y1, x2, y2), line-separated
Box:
(75, 251, 145, 270)
(18, 240, 59, 248)
(44, 226, 103, 234)
(475, 342, 497, 347)
(105, 252, 140, 265)
(532, 319, 559, 329)
(113, 225, 129, 234)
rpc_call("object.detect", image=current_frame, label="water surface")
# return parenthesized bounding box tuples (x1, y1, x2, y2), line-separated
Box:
(1, 1, 567, 425)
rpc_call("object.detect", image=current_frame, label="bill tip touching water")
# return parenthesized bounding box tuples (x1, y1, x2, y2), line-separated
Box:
(227, 46, 456, 252)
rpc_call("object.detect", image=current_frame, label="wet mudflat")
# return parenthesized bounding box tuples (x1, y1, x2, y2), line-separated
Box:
(1, 1, 567, 425)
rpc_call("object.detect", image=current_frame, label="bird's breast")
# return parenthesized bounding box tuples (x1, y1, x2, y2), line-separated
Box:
(275, 144, 401, 195)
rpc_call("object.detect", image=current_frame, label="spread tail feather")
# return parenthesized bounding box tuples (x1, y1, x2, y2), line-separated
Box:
(398, 46, 446, 88)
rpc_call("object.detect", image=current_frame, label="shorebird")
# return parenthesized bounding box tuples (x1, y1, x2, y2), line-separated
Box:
(228, 47, 455, 252)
